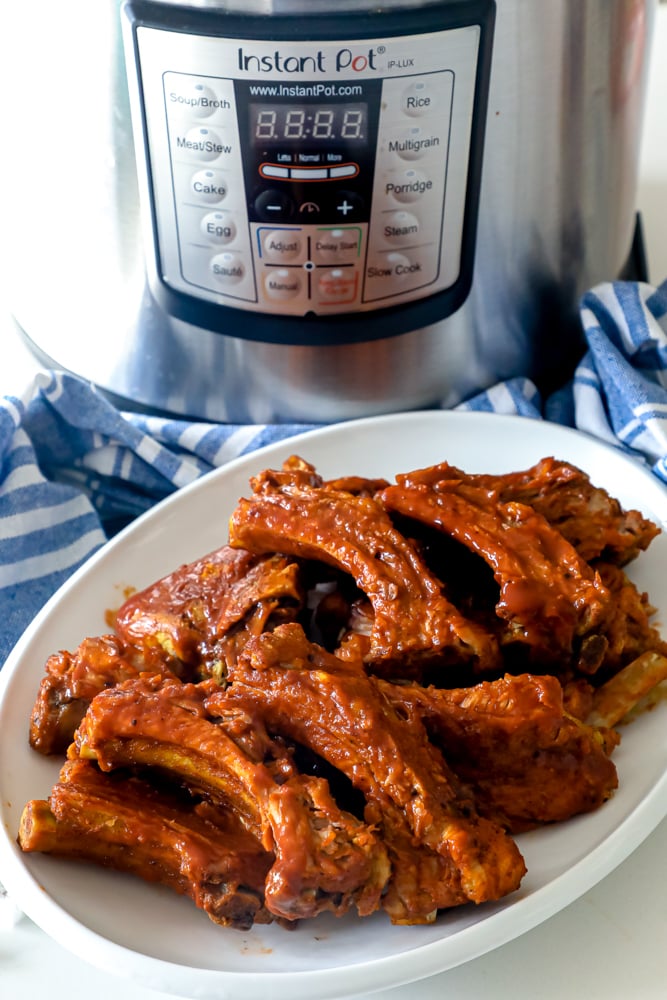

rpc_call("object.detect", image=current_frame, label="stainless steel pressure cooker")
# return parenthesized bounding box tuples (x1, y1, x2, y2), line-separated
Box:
(0, 0, 656, 421)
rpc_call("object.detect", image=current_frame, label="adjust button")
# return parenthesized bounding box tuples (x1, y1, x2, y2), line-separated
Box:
(261, 229, 304, 262)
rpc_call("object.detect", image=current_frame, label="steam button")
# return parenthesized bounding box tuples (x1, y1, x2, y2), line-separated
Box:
(382, 211, 421, 245)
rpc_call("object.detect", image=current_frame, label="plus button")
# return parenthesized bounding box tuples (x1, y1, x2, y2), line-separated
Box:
(333, 190, 364, 220)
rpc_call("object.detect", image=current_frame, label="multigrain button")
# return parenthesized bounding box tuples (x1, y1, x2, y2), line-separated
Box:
(264, 268, 302, 300)
(210, 252, 245, 285)
(191, 169, 228, 204)
(387, 126, 442, 162)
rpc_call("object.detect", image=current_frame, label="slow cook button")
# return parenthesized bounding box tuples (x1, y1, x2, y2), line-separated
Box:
(201, 211, 236, 245)
(210, 252, 245, 285)
(264, 268, 302, 300)
(190, 169, 228, 204)
(367, 252, 421, 286)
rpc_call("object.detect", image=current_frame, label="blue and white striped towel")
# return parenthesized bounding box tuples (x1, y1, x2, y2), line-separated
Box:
(1, 277, 667, 668)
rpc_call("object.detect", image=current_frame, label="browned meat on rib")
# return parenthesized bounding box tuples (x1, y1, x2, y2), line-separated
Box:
(228, 468, 500, 676)
(380, 674, 619, 832)
(594, 561, 667, 675)
(18, 758, 274, 930)
(223, 624, 526, 917)
(380, 480, 611, 672)
(73, 674, 389, 922)
(28, 634, 163, 756)
(115, 544, 304, 680)
(398, 458, 660, 565)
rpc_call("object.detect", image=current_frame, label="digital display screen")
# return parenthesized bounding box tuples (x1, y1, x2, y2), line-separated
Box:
(250, 103, 368, 144)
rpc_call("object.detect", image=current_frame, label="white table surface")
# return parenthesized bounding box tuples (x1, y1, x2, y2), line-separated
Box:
(2, 9, 667, 1000)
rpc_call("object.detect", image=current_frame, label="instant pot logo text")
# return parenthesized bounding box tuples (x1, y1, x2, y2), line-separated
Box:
(237, 46, 380, 75)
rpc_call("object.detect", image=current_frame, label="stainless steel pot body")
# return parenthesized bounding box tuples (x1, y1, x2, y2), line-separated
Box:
(0, 0, 656, 421)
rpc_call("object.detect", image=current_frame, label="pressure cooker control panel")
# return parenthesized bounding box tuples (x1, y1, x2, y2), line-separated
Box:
(122, 2, 494, 343)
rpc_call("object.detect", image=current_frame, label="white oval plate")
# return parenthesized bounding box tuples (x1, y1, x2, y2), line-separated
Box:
(2, 411, 667, 1000)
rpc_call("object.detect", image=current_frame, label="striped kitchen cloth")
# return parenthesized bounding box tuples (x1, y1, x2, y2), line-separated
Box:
(1, 277, 666, 667)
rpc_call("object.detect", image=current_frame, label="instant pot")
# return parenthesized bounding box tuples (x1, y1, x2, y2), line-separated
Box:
(0, 0, 656, 421)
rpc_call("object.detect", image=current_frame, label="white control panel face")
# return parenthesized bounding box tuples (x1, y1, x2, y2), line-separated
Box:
(129, 23, 482, 317)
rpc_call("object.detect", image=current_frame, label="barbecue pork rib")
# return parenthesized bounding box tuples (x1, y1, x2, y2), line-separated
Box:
(228, 463, 500, 677)
(379, 479, 611, 674)
(28, 634, 174, 756)
(19, 758, 274, 930)
(379, 674, 619, 831)
(222, 623, 526, 921)
(115, 545, 304, 680)
(396, 458, 660, 565)
(72, 673, 389, 922)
